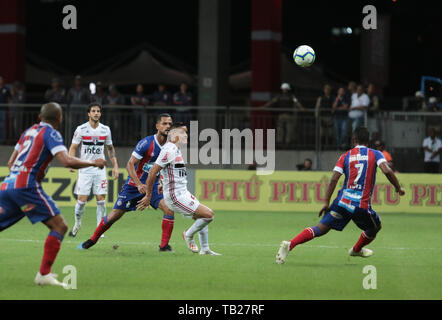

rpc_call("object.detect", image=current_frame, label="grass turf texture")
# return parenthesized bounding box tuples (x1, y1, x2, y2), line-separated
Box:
(0, 207, 441, 300)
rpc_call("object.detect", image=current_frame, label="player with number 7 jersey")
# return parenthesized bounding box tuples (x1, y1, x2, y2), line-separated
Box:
(276, 127, 406, 264)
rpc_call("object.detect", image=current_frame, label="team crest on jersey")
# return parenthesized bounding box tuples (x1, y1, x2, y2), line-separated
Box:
(92, 136, 100, 145)
(161, 152, 169, 162)
(50, 130, 63, 142)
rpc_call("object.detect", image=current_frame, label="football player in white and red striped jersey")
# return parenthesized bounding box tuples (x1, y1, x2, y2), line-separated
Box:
(138, 123, 221, 255)
(68, 103, 119, 237)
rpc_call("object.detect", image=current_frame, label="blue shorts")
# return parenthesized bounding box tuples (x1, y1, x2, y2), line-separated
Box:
(320, 200, 381, 232)
(0, 186, 61, 231)
(113, 182, 163, 212)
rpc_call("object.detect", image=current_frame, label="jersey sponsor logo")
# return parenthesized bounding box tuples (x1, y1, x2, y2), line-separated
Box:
(142, 163, 153, 173)
(175, 156, 183, 162)
(83, 146, 102, 154)
(349, 154, 368, 162)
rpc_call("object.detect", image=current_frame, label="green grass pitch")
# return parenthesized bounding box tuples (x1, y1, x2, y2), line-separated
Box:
(0, 207, 441, 300)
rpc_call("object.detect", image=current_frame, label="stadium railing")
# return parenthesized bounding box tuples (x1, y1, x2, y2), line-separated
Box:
(0, 103, 441, 154)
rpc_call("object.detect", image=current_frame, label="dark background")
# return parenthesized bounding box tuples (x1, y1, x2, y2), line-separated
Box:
(25, 0, 441, 97)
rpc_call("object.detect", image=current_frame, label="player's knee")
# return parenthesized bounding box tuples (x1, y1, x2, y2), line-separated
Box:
(206, 208, 214, 219)
(56, 220, 68, 235)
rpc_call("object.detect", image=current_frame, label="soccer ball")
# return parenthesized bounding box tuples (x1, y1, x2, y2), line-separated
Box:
(293, 45, 315, 67)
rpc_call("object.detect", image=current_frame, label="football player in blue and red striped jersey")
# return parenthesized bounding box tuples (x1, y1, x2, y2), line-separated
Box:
(1, 103, 106, 287)
(276, 126, 405, 264)
(78, 114, 176, 251)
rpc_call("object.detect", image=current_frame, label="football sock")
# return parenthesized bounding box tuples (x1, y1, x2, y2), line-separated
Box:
(91, 216, 112, 243)
(353, 231, 375, 252)
(160, 214, 175, 248)
(198, 225, 210, 251)
(185, 218, 213, 238)
(96, 200, 106, 226)
(289, 226, 321, 251)
(39, 231, 64, 275)
(74, 200, 86, 225)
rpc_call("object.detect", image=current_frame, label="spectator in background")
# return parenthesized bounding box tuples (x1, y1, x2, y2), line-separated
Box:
(44, 78, 66, 103)
(367, 83, 380, 112)
(0, 76, 11, 104)
(67, 75, 89, 105)
(173, 83, 193, 123)
(130, 84, 149, 140)
(349, 84, 370, 132)
(332, 87, 350, 150)
(422, 128, 442, 173)
(151, 84, 172, 106)
(263, 82, 306, 146)
(297, 158, 313, 171)
(0, 76, 11, 143)
(427, 97, 440, 112)
(315, 84, 335, 146)
(374, 140, 395, 171)
(130, 84, 149, 106)
(10, 81, 25, 103)
(173, 83, 192, 106)
(106, 84, 125, 105)
(346, 81, 357, 102)
(90, 81, 107, 105)
(9, 81, 25, 136)
(366, 83, 380, 134)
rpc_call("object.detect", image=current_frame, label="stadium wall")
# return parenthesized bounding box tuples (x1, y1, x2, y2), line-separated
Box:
(1, 167, 440, 214)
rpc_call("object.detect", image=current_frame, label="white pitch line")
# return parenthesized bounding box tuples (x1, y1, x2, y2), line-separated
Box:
(0, 238, 440, 251)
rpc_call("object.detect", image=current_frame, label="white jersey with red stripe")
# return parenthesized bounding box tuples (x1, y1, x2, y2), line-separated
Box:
(72, 121, 113, 174)
(155, 142, 188, 198)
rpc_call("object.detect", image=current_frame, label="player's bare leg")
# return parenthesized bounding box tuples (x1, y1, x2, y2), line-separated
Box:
(158, 199, 175, 252)
(69, 194, 87, 237)
(183, 204, 220, 255)
(78, 208, 126, 250)
(276, 223, 330, 264)
(35, 215, 68, 288)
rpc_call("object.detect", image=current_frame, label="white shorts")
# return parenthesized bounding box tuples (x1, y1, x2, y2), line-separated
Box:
(74, 170, 108, 196)
(164, 189, 200, 217)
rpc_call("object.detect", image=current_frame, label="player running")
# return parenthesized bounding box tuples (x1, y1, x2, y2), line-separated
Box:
(276, 126, 405, 264)
(68, 103, 119, 237)
(0, 103, 106, 287)
(78, 114, 176, 251)
(137, 123, 221, 255)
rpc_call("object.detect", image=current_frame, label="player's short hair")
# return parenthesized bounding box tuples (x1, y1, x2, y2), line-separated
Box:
(40, 102, 62, 122)
(171, 122, 186, 129)
(156, 113, 172, 123)
(353, 126, 370, 145)
(87, 103, 102, 113)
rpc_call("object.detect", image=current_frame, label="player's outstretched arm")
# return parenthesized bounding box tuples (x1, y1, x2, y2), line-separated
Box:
(55, 150, 106, 170)
(7, 149, 19, 170)
(106, 144, 119, 179)
(68, 143, 79, 172)
(126, 155, 146, 193)
(379, 162, 405, 196)
(318, 171, 342, 217)
(136, 163, 162, 211)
